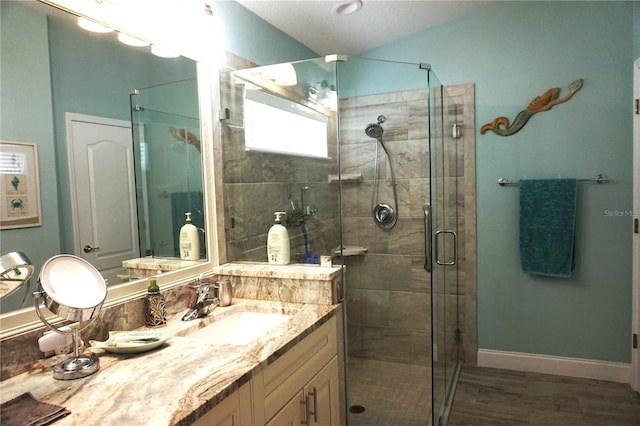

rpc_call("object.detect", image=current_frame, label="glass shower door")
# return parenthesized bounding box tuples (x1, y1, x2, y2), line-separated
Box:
(429, 79, 463, 425)
(337, 57, 444, 426)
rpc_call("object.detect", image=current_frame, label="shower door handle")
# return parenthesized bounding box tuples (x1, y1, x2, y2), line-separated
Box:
(435, 230, 457, 266)
(423, 204, 431, 272)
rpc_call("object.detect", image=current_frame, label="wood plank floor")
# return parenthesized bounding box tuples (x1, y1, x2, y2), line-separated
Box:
(448, 366, 640, 426)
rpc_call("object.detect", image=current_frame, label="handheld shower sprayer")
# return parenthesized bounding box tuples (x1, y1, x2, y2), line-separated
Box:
(365, 115, 398, 230)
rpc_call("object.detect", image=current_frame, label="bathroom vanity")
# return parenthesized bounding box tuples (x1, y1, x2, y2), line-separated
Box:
(0, 298, 342, 425)
(193, 315, 339, 426)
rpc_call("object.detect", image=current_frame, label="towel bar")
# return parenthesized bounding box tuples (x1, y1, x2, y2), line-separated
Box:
(497, 173, 608, 187)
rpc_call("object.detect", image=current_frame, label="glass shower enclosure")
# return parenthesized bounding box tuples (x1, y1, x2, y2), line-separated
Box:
(336, 57, 462, 425)
(220, 55, 465, 425)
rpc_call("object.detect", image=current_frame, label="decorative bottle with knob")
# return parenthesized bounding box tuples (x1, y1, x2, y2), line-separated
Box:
(145, 278, 166, 327)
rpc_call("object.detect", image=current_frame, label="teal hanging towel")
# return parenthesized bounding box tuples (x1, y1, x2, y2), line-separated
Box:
(519, 178, 577, 278)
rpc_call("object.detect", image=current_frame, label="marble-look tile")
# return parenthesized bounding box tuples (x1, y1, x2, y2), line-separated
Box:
(388, 218, 423, 255)
(388, 291, 430, 330)
(355, 324, 430, 366)
(123, 258, 204, 278)
(356, 289, 390, 327)
(0, 280, 194, 380)
(410, 256, 430, 292)
(409, 178, 430, 219)
(358, 253, 412, 291)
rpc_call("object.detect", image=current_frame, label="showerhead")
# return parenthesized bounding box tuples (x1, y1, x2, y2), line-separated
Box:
(364, 115, 387, 139)
(365, 123, 384, 139)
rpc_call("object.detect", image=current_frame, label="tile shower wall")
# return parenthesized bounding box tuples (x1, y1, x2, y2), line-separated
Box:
(340, 84, 476, 367)
(219, 53, 341, 263)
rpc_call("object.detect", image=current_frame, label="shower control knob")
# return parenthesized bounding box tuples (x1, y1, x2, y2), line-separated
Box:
(373, 203, 397, 229)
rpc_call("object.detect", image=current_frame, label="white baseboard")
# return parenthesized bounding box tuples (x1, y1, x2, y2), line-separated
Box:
(477, 349, 630, 383)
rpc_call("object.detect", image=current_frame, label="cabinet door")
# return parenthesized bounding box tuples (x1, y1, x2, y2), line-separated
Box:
(303, 357, 340, 426)
(192, 382, 252, 426)
(265, 390, 303, 426)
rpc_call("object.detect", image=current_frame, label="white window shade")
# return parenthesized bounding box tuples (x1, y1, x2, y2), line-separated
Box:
(244, 90, 329, 159)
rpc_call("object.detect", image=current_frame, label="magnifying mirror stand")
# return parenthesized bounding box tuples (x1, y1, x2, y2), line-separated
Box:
(33, 298, 101, 380)
(33, 254, 107, 380)
(52, 326, 100, 380)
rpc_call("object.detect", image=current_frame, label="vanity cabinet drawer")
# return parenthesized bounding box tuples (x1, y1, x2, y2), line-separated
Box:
(253, 316, 337, 424)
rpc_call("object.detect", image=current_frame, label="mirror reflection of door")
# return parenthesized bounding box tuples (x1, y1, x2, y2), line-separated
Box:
(66, 113, 139, 285)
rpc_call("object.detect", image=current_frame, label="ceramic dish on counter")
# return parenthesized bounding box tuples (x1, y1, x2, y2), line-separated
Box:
(89, 330, 170, 354)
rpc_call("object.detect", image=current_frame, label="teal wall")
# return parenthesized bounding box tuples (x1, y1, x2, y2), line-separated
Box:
(361, 1, 634, 363)
(634, 1, 640, 60)
(0, 3, 60, 312)
(212, 0, 317, 65)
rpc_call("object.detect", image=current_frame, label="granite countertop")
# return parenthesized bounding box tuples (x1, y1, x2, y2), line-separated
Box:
(0, 298, 339, 425)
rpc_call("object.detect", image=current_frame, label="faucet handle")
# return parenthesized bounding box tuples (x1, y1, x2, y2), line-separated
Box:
(187, 281, 211, 308)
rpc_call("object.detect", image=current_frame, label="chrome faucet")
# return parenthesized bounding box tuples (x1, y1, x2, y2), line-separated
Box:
(182, 282, 220, 321)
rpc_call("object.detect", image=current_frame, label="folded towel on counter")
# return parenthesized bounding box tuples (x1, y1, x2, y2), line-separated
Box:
(0, 392, 70, 426)
(519, 178, 577, 278)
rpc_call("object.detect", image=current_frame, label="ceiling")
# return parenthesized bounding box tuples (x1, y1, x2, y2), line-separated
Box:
(234, 0, 493, 56)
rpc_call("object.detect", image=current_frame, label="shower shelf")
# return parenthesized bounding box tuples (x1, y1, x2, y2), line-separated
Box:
(332, 245, 368, 257)
(328, 173, 363, 183)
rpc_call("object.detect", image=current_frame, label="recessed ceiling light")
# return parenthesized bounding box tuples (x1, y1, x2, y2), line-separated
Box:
(333, 0, 362, 16)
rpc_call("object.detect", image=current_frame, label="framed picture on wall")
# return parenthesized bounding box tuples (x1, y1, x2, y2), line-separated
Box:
(0, 141, 42, 229)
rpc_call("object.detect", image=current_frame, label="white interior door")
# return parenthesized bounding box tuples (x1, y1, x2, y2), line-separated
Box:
(632, 58, 640, 391)
(66, 113, 139, 281)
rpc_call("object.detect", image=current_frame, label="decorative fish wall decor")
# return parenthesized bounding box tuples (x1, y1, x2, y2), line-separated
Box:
(169, 127, 201, 151)
(480, 79, 583, 137)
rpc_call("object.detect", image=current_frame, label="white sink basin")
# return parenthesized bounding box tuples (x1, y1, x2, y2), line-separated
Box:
(186, 311, 291, 346)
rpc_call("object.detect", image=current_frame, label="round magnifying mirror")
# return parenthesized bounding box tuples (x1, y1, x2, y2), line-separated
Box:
(35, 254, 107, 380)
(38, 255, 107, 323)
(0, 252, 34, 300)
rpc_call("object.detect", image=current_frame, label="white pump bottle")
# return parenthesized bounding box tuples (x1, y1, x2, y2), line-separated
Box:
(179, 212, 200, 260)
(267, 212, 290, 265)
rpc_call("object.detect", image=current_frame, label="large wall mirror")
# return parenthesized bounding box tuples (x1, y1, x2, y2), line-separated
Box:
(0, 0, 219, 334)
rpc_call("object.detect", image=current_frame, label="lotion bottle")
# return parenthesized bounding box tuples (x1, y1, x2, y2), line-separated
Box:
(267, 212, 290, 265)
(179, 212, 200, 260)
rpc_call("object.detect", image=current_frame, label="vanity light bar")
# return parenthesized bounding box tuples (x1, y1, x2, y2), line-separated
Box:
(117, 33, 149, 47)
(77, 17, 113, 33)
(150, 44, 180, 58)
(76, 16, 178, 58)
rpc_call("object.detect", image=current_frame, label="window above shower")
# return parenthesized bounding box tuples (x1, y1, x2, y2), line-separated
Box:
(230, 57, 337, 159)
(244, 89, 329, 158)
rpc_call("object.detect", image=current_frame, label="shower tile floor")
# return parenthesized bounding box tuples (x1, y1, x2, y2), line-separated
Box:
(347, 357, 432, 426)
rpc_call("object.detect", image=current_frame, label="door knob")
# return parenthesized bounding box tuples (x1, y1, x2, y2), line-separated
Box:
(83, 245, 100, 253)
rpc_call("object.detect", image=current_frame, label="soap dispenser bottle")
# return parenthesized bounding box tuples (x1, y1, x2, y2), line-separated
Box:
(267, 212, 290, 265)
(145, 278, 166, 327)
(179, 212, 200, 260)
